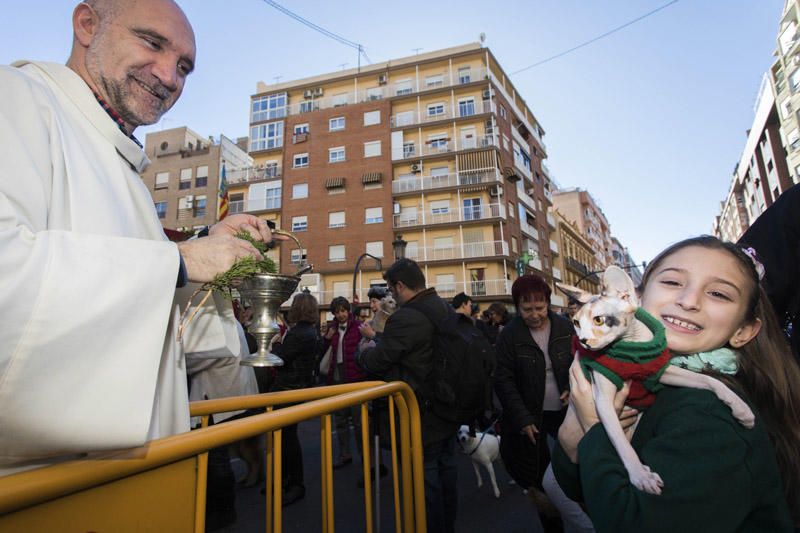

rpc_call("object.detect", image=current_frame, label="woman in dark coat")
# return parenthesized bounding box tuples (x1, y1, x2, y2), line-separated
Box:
(269, 292, 320, 506)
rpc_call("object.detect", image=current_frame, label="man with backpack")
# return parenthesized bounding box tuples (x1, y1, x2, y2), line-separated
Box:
(359, 259, 493, 533)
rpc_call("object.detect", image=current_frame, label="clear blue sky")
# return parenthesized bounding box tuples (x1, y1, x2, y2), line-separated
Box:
(1, 0, 784, 263)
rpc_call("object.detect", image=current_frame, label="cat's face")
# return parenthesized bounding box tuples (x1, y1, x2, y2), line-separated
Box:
(572, 296, 635, 350)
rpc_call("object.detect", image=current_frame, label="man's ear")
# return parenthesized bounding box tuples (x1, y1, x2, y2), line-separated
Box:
(73, 2, 101, 47)
(729, 318, 762, 348)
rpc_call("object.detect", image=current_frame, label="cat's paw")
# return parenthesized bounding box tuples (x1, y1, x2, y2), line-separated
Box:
(630, 465, 664, 495)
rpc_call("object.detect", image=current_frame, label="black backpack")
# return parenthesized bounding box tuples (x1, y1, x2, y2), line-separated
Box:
(406, 301, 496, 425)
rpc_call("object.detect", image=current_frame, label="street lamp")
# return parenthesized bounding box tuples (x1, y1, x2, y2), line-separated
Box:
(392, 235, 408, 260)
(352, 253, 382, 304)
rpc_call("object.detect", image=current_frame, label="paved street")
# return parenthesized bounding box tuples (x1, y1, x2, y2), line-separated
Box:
(220, 418, 546, 532)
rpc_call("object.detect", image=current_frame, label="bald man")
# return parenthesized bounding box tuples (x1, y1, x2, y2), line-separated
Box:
(0, 0, 272, 471)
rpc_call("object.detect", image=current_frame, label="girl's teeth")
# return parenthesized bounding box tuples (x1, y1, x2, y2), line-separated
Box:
(665, 316, 700, 331)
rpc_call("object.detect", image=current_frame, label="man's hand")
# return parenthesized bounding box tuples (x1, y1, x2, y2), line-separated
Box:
(324, 325, 336, 340)
(559, 390, 570, 407)
(359, 322, 376, 339)
(521, 423, 539, 444)
(209, 214, 282, 244)
(178, 234, 262, 283)
(568, 355, 599, 432)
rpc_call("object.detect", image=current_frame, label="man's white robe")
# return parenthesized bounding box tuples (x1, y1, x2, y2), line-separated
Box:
(0, 61, 237, 469)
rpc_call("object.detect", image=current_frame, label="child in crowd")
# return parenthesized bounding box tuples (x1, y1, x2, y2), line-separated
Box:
(553, 236, 800, 532)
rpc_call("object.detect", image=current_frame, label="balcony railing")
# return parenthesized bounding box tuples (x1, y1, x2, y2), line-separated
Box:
(552, 267, 562, 280)
(543, 188, 553, 204)
(392, 168, 500, 194)
(390, 100, 494, 128)
(405, 240, 510, 262)
(520, 219, 537, 237)
(546, 212, 556, 228)
(435, 278, 510, 299)
(529, 257, 543, 270)
(517, 190, 536, 211)
(393, 203, 506, 228)
(229, 197, 281, 214)
(393, 135, 497, 161)
(550, 240, 559, 254)
(226, 165, 282, 185)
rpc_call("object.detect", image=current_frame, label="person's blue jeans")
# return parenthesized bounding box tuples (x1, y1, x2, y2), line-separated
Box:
(423, 435, 458, 533)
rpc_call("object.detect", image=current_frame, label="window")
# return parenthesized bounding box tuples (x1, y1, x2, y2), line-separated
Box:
(430, 166, 449, 186)
(329, 211, 346, 228)
(251, 92, 287, 122)
(179, 168, 192, 190)
(463, 198, 482, 220)
(403, 142, 416, 158)
(290, 248, 307, 265)
(395, 110, 414, 127)
(508, 202, 516, 218)
(365, 207, 383, 224)
(332, 281, 350, 298)
(294, 123, 309, 134)
(332, 93, 348, 107)
(499, 106, 507, 119)
(194, 195, 207, 218)
(435, 274, 456, 295)
(458, 98, 476, 117)
(293, 153, 309, 168)
(366, 87, 383, 101)
(427, 103, 445, 118)
(433, 236, 454, 259)
(428, 134, 448, 152)
(329, 147, 346, 163)
(364, 110, 381, 126)
(425, 74, 444, 88)
(364, 141, 381, 158)
(299, 101, 318, 113)
(430, 199, 450, 215)
(155, 201, 167, 219)
(395, 79, 413, 96)
(292, 183, 308, 199)
(155, 172, 169, 190)
(291, 215, 308, 232)
(458, 67, 471, 84)
(229, 193, 244, 214)
(329, 117, 345, 131)
(195, 165, 208, 187)
(366, 241, 384, 258)
(250, 121, 284, 151)
(329, 244, 346, 262)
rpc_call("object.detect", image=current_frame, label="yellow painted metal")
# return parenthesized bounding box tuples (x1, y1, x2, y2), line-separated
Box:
(389, 396, 402, 533)
(194, 414, 210, 533)
(321, 414, 334, 532)
(265, 407, 274, 533)
(361, 403, 373, 533)
(0, 382, 426, 533)
(320, 415, 329, 533)
(273, 428, 282, 533)
(0, 458, 197, 533)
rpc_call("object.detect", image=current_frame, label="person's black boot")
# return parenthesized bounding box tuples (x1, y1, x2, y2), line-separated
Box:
(282, 485, 306, 506)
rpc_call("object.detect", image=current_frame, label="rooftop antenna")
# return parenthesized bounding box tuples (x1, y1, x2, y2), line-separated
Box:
(479, 32, 486, 46)
(272, 75, 282, 84)
(338, 63, 349, 71)
(412, 48, 422, 55)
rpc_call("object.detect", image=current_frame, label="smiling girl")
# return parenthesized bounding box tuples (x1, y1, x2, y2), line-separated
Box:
(552, 236, 800, 532)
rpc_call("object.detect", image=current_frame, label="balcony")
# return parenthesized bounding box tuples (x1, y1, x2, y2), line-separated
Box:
(393, 203, 506, 228)
(520, 219, 537, 237)
(435, 278, 510, 299)
(552, 267, 562, 280)
(226, 165, 282, 185)
(543, 188, 553, 204)
(549, 240, 559, 254)
(517, 190, 536, 211)
(546, 212, 556, 228)
(229, 197, 281, 214)
(387, 67, 489, 99)
(528, 257, 543, 271)
(390, 100, 493, 129)
(393, 134, 497, 161)
(392, 168, 500, 194)
(405, 240, 510, 262)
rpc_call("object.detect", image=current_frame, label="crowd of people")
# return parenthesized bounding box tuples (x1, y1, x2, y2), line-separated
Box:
(3, 1, 800, 532)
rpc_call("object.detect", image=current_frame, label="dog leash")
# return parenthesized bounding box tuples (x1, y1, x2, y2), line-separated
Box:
(459, 417, 499, 456)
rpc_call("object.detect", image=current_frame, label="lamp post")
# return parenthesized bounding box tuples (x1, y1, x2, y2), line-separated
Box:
(352, 253, 382, 304)
(392, 235, 408, 261)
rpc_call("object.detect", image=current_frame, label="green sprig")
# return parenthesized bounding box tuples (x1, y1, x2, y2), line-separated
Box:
(202, 230, 277, 296)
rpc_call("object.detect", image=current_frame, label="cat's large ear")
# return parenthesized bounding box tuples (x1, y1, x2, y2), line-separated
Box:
(556, 283, 593, 304)
(602, 266, 638, 305)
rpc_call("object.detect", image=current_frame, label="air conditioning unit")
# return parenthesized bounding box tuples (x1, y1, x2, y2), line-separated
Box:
(303, 89, 313, 99)
(184, 195, 194, 208)
(489, 185, 503, 197)
(313, 87, 324, 97)
(410, 163, 421, 173)
(482, 89, 492, 99)
(378, 74, 388, 85)
(393, 202, 401, 214)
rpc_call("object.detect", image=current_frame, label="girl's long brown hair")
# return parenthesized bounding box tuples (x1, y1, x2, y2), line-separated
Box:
(641, 236, 800, 523)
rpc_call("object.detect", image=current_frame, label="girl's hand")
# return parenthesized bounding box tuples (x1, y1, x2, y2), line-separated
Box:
(359, 322, 376, 339)
(558, 405, 584, 464)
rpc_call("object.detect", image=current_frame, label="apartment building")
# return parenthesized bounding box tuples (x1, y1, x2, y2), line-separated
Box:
(714, 77, 793, 241)
(141, 127, 252, 232)
(239, 43, 557, 307)
(771, 0, 800, 185)
(550, 209, 601, 295)
(609, 236, 643, 287)
(551, 188, 612, 268)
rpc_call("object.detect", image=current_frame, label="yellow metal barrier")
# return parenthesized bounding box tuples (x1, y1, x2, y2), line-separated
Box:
(0, 381, 426, 533)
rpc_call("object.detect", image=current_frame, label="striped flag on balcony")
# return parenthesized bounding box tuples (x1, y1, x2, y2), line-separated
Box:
(218, 162, 229, 220)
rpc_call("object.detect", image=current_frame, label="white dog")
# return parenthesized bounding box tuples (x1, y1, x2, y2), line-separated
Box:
(457, 425, 501, 498)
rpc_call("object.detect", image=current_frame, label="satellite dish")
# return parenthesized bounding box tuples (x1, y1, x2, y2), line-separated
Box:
(479, 32, 486, 44)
